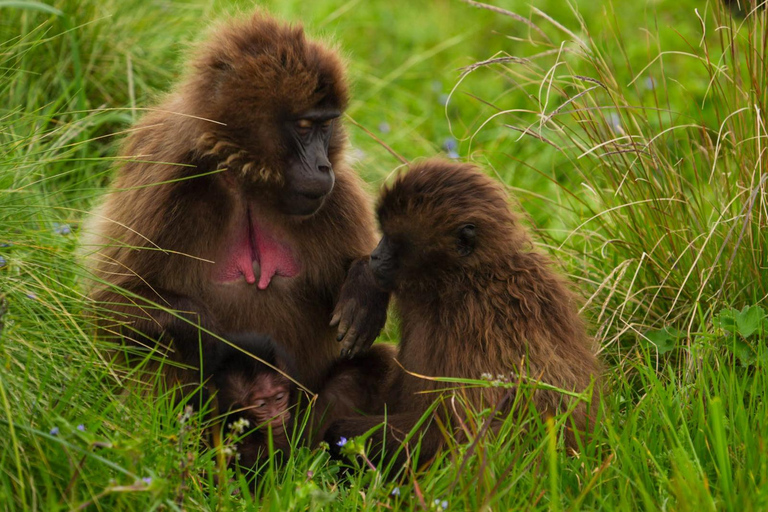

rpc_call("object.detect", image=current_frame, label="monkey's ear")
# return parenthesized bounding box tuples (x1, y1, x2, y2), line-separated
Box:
(457, 224, 476, 256)
(211, 59, 235, 71)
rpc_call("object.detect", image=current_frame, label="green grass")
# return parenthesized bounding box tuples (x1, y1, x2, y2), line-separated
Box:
(1, 0, 767, 510)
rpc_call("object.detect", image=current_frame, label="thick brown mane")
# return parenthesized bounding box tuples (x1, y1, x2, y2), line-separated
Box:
(187, 13, 348, 113)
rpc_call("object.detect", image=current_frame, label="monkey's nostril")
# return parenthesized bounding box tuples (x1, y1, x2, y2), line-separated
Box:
(300, 189, 325, 200)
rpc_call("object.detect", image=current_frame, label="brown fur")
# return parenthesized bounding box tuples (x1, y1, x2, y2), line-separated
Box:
(309, 343, 397, 445)
(326, 159, 600, 464)
(84, 12, 377, 393)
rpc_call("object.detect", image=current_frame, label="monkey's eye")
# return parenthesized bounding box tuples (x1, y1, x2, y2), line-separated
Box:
(320, 118, 334, 129)
(254, 400, 267, 409)
(275, 392, 285, 401)
(295, 119, 313, 135)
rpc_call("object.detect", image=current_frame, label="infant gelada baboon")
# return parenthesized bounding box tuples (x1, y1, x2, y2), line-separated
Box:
(326, 159, 600, 465)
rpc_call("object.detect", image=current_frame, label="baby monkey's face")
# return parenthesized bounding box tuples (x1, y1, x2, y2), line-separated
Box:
(223, 371, 292, 429)
(246, 373, 291, 428)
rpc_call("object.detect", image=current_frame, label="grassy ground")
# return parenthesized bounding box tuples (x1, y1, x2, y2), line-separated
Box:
(1, 0, 767, 510)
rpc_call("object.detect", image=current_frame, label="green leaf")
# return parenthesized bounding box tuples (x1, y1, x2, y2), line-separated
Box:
(713, 308, 738, 334)
(735, 305, 766, 339)
(730, 338, 756, 366)
(641, 327, 681, 354)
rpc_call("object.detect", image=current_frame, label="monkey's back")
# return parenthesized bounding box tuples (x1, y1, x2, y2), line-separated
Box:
(391, 249, 599, 430)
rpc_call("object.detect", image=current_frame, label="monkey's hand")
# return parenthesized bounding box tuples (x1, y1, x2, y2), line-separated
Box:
(331, 258, 390, 358)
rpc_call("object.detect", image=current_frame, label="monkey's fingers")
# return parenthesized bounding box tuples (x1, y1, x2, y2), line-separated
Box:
(333, 301, 356, 342)
(344, 304, 388, 357)
(339, 327, 361, 358)
(329, 309, 342, 328)
(342, 313, 382, 357)
(330, 297, 354, 328)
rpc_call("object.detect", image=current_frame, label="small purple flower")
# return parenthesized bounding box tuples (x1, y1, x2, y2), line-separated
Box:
(336, 436, 348, 447)
(442, 137, 458, 152)
(643, 77, 656, 90)
(378, 122, 391, 134)
(351, 147, 366, 161)
(77, 424, 85, 432)
(447, 150, 459, 159)
(438, 94, 450, 106)
(606, 112, 622, 132)
(441, 500, 448, 510)
(142, 477, 152, 485)
(0, 256, 6, 268)
(26, 292, 37, 300)
(53, 223, 71, 236)
(49, 427, 59, 436)
(391, 487, 401, 497)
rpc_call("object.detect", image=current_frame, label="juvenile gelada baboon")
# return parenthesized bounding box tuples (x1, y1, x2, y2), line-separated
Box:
(84, 12, 390, 399)
(326, 159, 600, 465)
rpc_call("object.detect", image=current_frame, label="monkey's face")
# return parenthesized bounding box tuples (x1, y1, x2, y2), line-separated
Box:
(373, 159, 521, 289)
(191, 14, 349, 217)
(221, 372, 292, 429)
(207, 85, 344, 217)
(370, 223, 477, 291)
(245, 373, 292, 428)
(276, 110, 340, 216)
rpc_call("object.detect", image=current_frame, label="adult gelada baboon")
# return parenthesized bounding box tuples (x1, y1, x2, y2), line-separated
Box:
(84, 12, 389, 398)
(326, 160, 600, 465)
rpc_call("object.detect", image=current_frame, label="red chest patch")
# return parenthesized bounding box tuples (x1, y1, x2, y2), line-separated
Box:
(213, 208, 300, 289)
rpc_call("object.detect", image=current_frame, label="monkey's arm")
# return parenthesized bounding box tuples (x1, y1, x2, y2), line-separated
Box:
(323, 411, 444, 469)
(330, 257, 390, 357)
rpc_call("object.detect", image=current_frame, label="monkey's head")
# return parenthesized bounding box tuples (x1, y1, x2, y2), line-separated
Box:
(212, 335, 296, 432)
(372, 160, 524, 290)
(187, 12, 349, 216)
(219, 369, 292, 430)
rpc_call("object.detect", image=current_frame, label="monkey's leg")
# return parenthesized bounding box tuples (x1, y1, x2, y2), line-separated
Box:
(92, 286, 223, 397)
(307, 344, 396, 445)
(331, 257, 391, 357)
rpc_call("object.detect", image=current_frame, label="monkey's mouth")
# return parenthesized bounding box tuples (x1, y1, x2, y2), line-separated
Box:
(213, 207, 300, 289)
(268, 411, 290, 428)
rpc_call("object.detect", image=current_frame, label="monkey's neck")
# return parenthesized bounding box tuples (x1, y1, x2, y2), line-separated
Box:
(212, 206, 300, 289)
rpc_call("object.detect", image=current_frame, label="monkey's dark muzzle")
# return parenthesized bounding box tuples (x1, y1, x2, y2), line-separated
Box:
(281, 161, 335, 216)
(370, 238, 398, 291)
